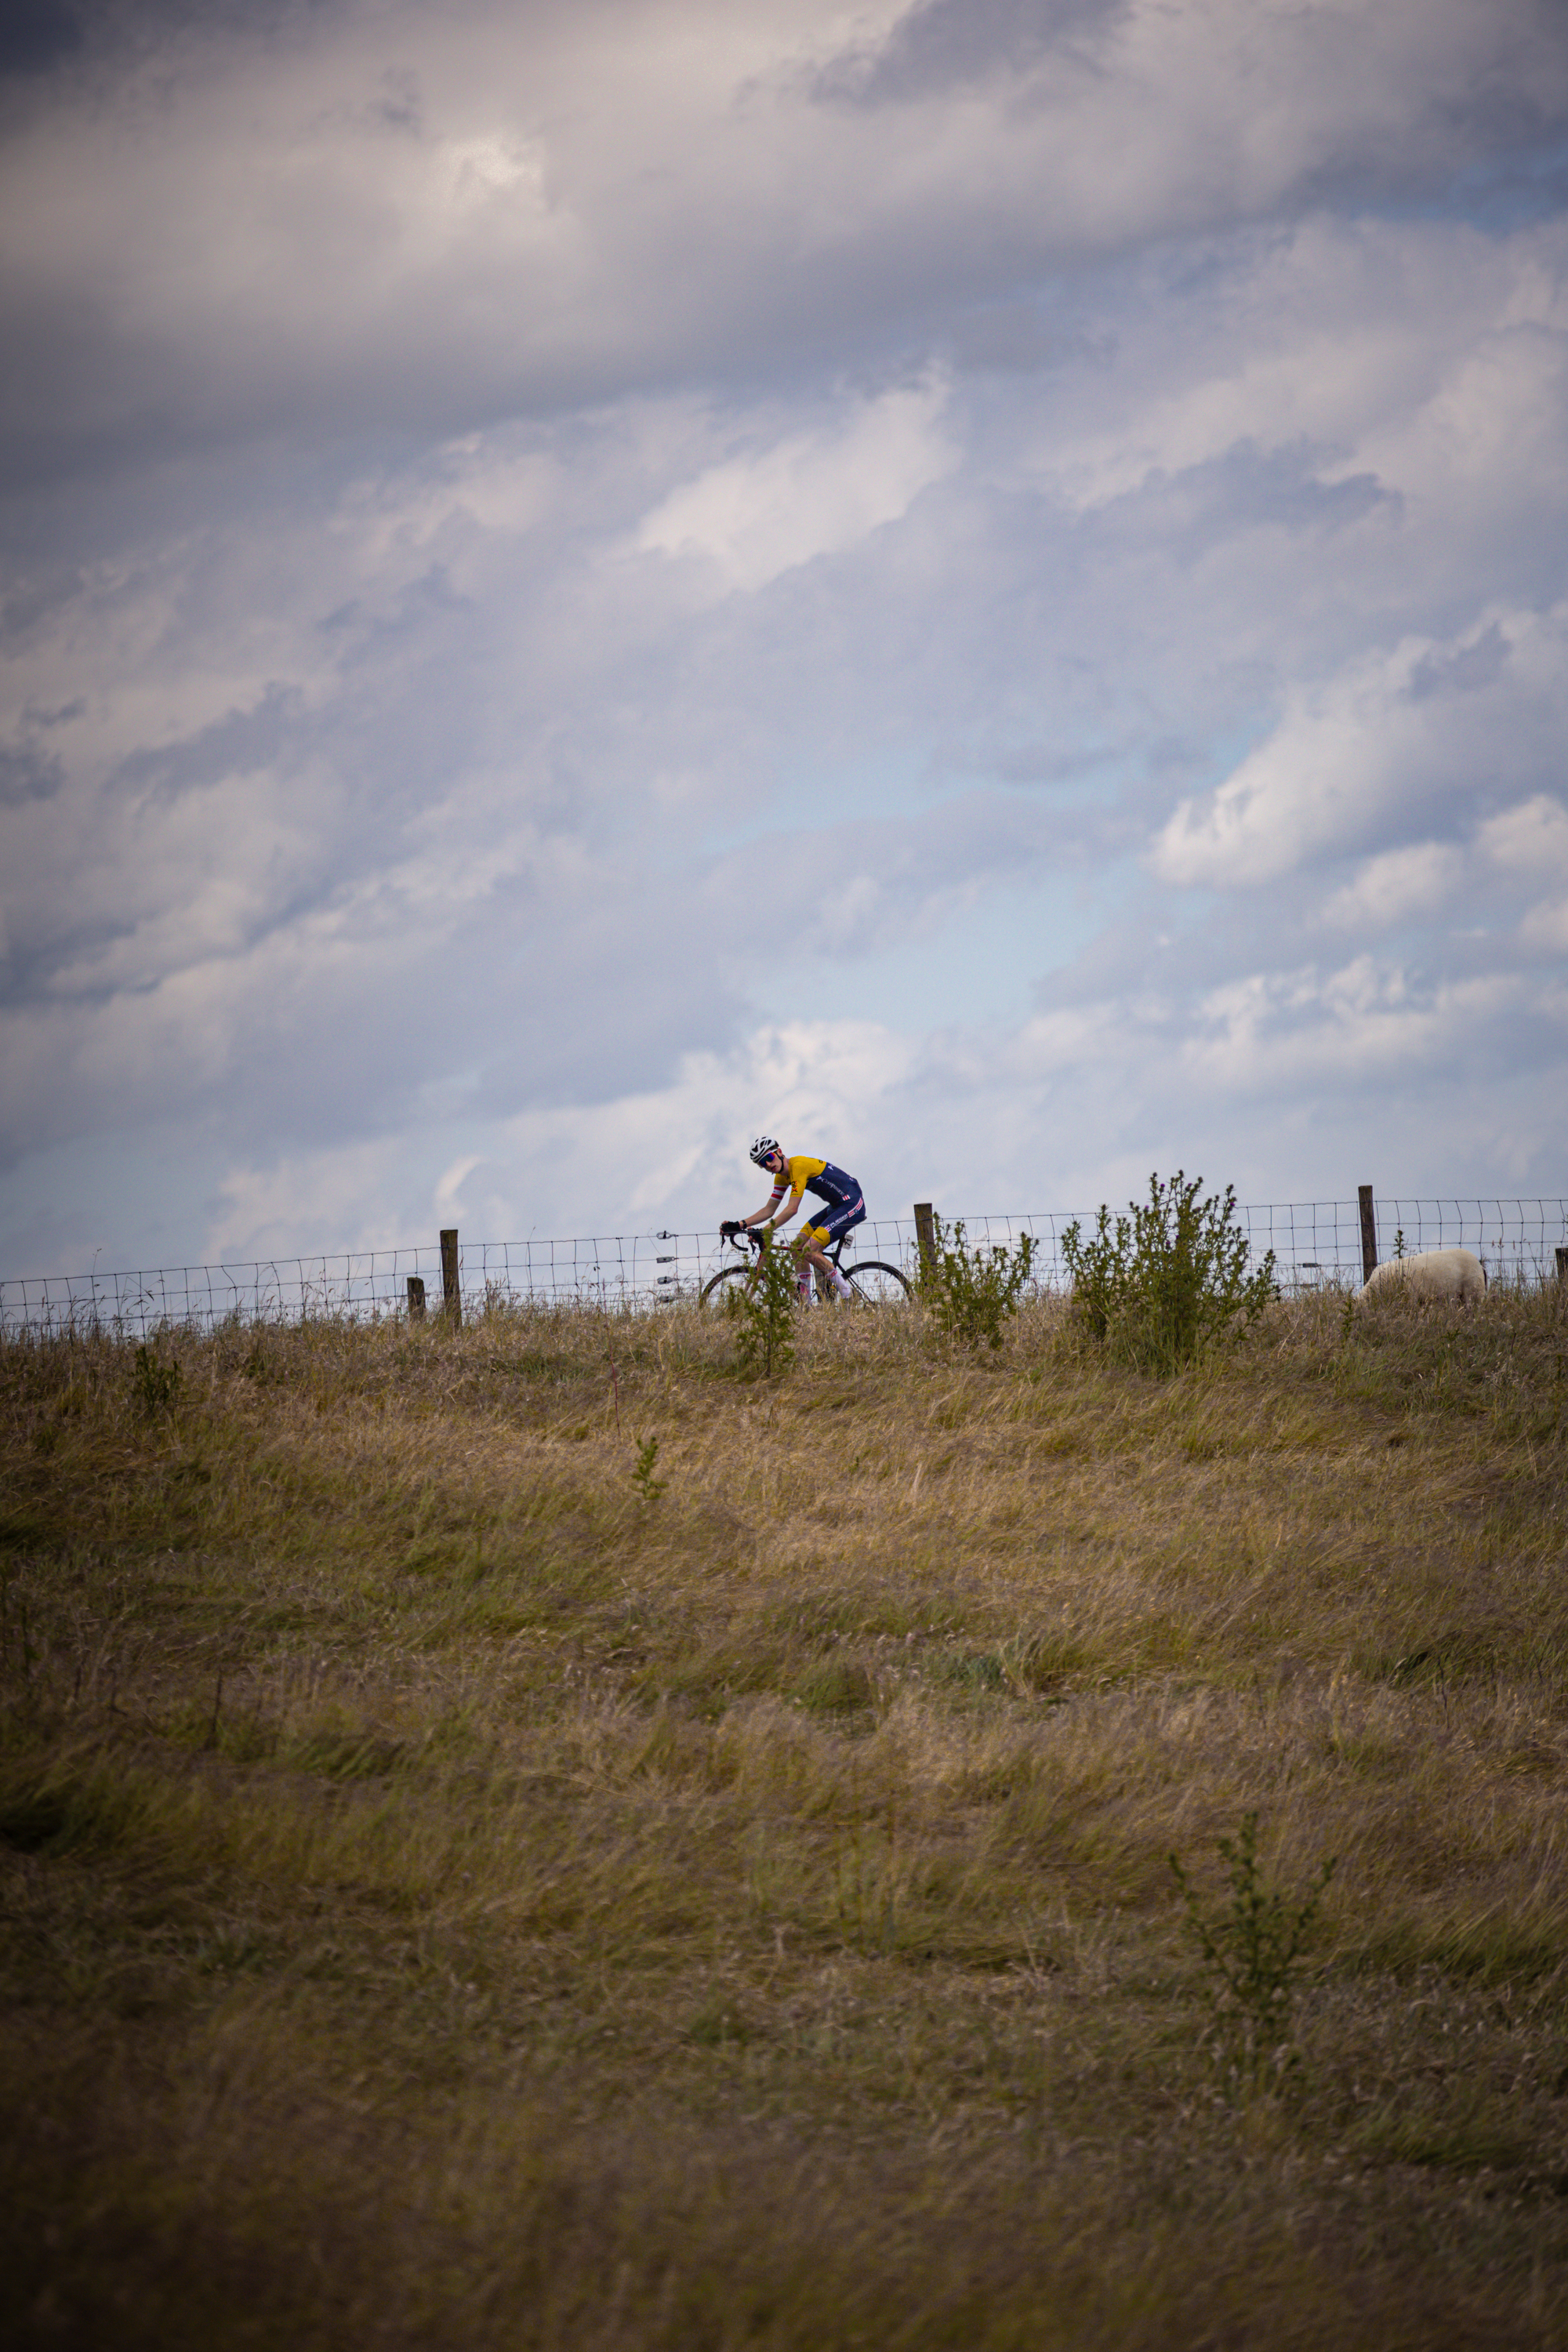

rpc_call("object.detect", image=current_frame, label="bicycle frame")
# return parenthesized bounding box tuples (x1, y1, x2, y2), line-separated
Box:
(724, 1228, 849, 1270)
(728, 1225, 862, 1287)
(702, 1227, 911, 1306)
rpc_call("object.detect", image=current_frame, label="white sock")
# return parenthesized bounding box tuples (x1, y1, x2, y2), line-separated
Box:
(831, 1268, 852, 1298)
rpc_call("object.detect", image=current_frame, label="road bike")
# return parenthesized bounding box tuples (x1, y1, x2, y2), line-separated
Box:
(699, 1227, 912, 1307)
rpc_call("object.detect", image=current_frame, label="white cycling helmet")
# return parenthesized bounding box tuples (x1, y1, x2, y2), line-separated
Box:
(749, 1134, 782, 1167)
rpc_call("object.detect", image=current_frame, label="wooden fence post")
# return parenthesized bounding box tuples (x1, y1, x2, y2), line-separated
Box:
(1358, 1185, 1377, 1287)
(406, 1276, 426, 1321)
(1556, 1245, 1568, 1286)
(440, 1229, 461, 1327)
(913, 1203, 937, 1284)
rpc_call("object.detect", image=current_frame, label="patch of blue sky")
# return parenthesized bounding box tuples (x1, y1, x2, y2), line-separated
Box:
(759, 861, 1134, 1036)
(692, 746, 952, 864)
(1152, 712, 1276, 796)
(0, 1125, 230, 1279)
(692, 729, 1144, 873)
(1360, 136, 1568, 234)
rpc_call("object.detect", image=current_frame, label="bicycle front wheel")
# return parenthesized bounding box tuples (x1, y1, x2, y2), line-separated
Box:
(699, 1263, 753, 1305)
(839, 1259, 912, 1305)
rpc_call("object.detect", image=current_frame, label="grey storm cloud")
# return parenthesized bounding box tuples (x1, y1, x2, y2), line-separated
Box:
(811, 0, 1131, 105)
(0, 742, 64, 805)
(0, 1, 347, 81)
(2, 0, 1564, 473)
(2, 0, 1567, 1272)
(113, 683, 308, 797)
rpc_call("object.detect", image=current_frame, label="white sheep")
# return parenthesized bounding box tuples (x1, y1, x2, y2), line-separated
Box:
(1355, 1247, 1486, 1308)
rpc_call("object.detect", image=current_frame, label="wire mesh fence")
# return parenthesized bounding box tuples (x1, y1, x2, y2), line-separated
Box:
(944, 1199, 1568, 1298)
(2, 1198, 1564, 1339)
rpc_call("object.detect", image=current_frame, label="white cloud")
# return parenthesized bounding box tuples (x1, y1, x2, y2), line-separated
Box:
(1521, 898, 1568, 953)
(1476, 792, 1568, 954)
(1365, 310, 1568, 517)
(1479, 792, 1568, 879)
(442, 134, 546, 205)
(1324, 841, 1464, 930)
(1038, 215, 1568, 518)
(205, 1142, 416, 1264)
(434, 1154, 484, 1215)
(1178, 956, 1531, 1094)
(496, 1020, 918, 1229)
(332, 440, 557, 570)
(635, 376, 955, 591)
(1153, 609, 1567, 889)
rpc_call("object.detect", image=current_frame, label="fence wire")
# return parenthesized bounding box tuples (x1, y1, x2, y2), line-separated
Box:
(2, 1199, 1565, 1340)
(950, 1200, 1568, 1298)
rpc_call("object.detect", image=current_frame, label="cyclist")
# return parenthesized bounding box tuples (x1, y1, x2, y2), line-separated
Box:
(720, 1137, 866, 1302)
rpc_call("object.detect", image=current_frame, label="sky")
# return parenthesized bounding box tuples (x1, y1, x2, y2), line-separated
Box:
(2, 0, 1566, 1274)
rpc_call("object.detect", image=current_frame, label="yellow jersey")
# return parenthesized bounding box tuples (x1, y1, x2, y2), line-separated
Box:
(765, 1156, 858, 1210)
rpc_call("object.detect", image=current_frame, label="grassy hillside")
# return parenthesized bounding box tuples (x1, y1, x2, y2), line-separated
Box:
(3, 1285, 1567, 2350)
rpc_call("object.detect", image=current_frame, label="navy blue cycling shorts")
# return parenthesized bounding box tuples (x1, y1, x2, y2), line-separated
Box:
(796, 1192, 866, 1248)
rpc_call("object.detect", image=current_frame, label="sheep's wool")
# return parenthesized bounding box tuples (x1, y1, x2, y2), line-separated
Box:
(1356, 1247, 1486, 1307)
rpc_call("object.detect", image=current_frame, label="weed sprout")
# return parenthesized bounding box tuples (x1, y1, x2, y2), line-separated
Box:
(1170, 1813, 1335, 2100)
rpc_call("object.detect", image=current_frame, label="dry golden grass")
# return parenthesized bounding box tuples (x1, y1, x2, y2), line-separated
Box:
(2, 1282, 1567, 2348)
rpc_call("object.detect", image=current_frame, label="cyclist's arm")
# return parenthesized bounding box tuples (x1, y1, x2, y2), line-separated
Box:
(742, 1182, 804, 1232)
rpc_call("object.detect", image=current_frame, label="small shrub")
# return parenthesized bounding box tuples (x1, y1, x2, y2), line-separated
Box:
(1170, 1813, 1335, 2100)
(727, 1237, 797, 1380)
(1061, 1170, 1276, 1374)
(924, 1216, 1036, 1349)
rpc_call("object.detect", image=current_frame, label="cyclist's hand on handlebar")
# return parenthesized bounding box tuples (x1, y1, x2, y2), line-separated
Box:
(720, 1218, 744, 1240)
